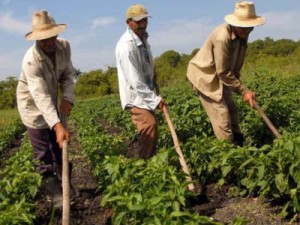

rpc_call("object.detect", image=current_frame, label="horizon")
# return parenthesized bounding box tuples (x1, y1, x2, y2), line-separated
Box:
(1, 0, 300, 81)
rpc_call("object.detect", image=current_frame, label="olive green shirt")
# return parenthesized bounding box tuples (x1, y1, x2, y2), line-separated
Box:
(187, 23, 248, 102)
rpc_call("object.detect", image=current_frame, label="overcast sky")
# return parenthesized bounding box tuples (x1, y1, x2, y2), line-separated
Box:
(1, 0, 300, 81)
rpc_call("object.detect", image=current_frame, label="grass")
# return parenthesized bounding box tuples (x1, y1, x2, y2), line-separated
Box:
(0, 109, 20, 132)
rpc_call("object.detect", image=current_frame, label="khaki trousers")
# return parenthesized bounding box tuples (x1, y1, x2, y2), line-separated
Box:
(130, 107, 158, 159)
(199, 87, 241, 141)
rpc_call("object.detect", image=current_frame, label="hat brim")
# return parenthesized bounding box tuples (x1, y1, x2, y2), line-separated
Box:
(132, 14, 151, 21)
(25, 24, 67, 41)
(224, 15, 266, 27)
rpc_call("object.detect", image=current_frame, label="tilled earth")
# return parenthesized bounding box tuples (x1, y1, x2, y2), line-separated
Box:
(33, 124, 113, 225)
(2, 120, 298, 225)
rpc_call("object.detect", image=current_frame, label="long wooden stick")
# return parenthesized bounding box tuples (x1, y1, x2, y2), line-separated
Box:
(162, 105, 196, 192)
(61, 116, 70, 225)
(253, 101, 282, 139)
(62, 140, 70, 225)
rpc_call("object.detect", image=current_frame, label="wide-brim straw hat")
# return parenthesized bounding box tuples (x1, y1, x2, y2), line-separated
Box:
(25, 10, 66, 41)
(224, 1, 266, 27)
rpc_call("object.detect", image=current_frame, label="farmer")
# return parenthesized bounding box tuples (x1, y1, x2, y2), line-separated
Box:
(115, 4, 165, 159)
(186, 1, 266, 146)
(16, 10, 75, 207)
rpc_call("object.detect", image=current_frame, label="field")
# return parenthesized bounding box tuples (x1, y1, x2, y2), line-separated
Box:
(0, 69, 300, 224)
(0, 109, 25, 153)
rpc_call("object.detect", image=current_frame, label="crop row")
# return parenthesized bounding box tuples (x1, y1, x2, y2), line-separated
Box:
(71, 71, 300, 224)
(0, 136, 41, 224)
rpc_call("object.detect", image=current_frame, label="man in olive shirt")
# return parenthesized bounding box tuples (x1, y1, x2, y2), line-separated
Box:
(187, 2, 266, 146)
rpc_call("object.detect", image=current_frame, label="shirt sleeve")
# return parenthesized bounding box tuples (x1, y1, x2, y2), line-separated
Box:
(23, 60, 60, 129)
(214, 39, 248, 95)
(59, 41, 75, 104)
(120, 45, 161, 110)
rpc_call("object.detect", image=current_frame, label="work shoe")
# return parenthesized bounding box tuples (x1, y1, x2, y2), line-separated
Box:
(42, 175, 63, 208)
(54, 162, 80, 199)
(233, 132, 244, 147)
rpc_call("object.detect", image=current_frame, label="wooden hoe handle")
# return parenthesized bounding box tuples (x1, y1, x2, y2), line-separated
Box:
(62, 140, 70, 225)
(162, 105, 196, 192)
(253, 101, 282, 139)
(61, 115, 70, 225)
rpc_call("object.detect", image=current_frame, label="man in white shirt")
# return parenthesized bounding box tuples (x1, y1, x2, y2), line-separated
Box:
(16, 10, 75, 207)
(115, 4, 164, 159)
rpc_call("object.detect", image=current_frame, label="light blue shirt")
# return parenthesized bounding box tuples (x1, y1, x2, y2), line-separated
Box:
(115, 27, 161, 111)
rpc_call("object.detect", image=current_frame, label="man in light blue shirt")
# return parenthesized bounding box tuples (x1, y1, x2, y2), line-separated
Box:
(115, 4, 164, 159)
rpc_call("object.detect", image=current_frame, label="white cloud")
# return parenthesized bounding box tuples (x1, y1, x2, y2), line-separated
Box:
(0, 12, 30, 34)
(149, 12, 300, 57)
(150, 19, 215, 56)
(90, 17, 117, 30)
(263, 11, 300, 29)
(0, 48, 25, 80)
(72, 46, 115, 73)
(250, 11, 300, 41)
(0, 13, 31, 34)
(67, 32, 98, 47)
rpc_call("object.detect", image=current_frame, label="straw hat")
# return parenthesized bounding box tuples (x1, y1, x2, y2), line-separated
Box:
(25, 10, 66, 41)
(224, 1, 266, 27)
(126, 4, 150, 21)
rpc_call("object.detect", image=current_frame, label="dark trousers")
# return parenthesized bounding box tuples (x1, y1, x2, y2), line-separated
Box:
(26, 127, 62, 177)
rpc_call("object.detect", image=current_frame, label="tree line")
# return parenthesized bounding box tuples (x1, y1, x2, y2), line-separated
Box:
(1, 37, 300, 109)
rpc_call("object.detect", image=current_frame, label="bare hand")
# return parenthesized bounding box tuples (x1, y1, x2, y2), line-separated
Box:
(60, 99, 72, 116)
(157, 100, 166, 112)
(243, 90, 256, 108)
(53, 122, 70, 148)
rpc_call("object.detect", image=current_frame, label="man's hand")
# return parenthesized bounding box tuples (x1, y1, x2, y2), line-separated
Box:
(243, 90, 256, 108)
(60, 99, 72, 116)
(53, 122, 70, 149)
(157, 99, 166, 112)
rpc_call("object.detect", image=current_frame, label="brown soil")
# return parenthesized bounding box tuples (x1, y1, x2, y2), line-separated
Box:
(33, 122, 113, 225)
(2, 120, 298, 225)
(195, 185, 292, 225)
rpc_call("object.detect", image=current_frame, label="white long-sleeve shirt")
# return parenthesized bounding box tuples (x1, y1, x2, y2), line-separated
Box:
(115, 28, 161, 111)
(17, 38, 75, 129)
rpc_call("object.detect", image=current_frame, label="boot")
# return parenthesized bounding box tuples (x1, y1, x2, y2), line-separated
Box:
(42, 175, 62, 208)
(233, 132, 244, 147)
(53, 162, 80, 199)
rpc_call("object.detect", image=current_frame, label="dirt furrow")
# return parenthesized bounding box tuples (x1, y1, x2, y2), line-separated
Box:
(34, 121, 112, 225)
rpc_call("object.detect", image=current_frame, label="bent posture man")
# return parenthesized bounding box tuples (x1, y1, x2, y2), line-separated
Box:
(17, 10, 75, 207)
(187, 1, 266, 146)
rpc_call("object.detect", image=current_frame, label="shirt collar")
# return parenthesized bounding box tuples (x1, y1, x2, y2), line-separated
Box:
(127, 27, 148, 47)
